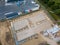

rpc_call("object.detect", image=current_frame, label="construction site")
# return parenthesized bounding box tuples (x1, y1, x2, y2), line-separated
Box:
(0, 0, 60, 45)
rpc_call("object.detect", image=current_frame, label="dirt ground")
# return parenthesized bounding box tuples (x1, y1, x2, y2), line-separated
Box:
(22, 34, 45, 45)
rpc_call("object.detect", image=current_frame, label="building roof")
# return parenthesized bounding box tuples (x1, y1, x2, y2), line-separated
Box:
(0, 0, 39, 20)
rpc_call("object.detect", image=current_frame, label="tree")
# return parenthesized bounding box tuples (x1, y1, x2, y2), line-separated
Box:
(55, 9, 60, 15)
(44, 0, 49, 4)
(47, 0, 55, 7)
(57, 3, 60, 8)
(51, 4, 60, 10)
(38, 0, 49, 4)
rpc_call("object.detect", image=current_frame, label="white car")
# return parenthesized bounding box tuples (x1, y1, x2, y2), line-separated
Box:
(31, 1, 36, 4)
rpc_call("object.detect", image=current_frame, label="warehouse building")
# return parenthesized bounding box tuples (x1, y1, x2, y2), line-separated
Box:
(0, 0, 40, 20)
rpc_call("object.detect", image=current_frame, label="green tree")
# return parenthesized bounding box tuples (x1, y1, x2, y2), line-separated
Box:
(44, 0, 49, 4)
(47, 0, 55, 7)
(57, 3, 60, 8)
(38, 0, 49, 4)
(55, 9, 60, 15)
(51, 4, 60, 10)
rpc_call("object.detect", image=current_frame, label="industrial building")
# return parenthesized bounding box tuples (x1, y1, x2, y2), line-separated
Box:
(0, 0, 40, 20)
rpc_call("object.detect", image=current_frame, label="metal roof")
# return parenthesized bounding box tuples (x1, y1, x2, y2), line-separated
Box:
(0, 0, 39, 20)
